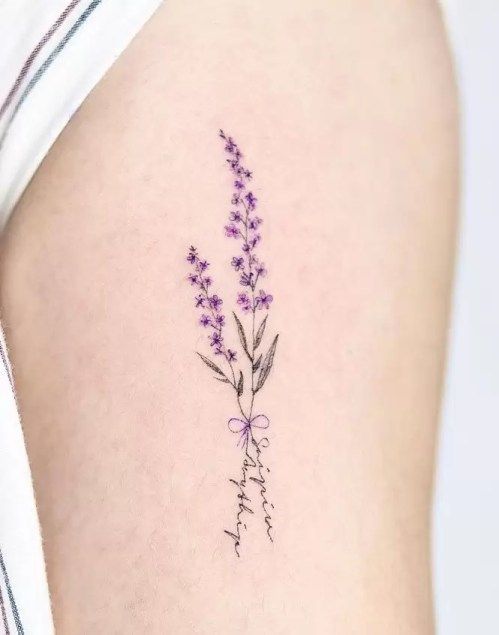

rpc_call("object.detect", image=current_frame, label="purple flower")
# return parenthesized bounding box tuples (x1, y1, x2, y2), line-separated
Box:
(244, 170, 252, 179)
(209, 295, 223, 311)
(210, 332, 223, 347)
(203, 276, 213, 287)
(248, 217, 262, 230)
(229, 210, 243, 222)
(249, 234, 261, 249)
(237, 292, 252, 313)
(187, 273, 199, 286)
(256, 290, 273, 310)
(245, 192, 257, 209)
(231, 256, 244, 271)
(195, 295, 205, 308)
(187, 247, 198, 264)
(225, 224, 240, 238)
(234, 180, 245, 190)
(198, 260, 209, 272)
(237, 292, 250, 306)
(227, 349, 237, 362)
(231, 194, 241, 205)
(255, 262, 267, 277)
(199, 314, 211, 327)
(214, 314, 225, 327)
(239, 272, 253, 287)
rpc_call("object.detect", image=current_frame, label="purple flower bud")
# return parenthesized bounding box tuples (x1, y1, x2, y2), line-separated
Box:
(234, 180, 245, 190)
(231, 194, 241, 205)
(250, 234, 261, 249)
(203, 276, 213, 287)
(198, 260, 209, 271)
(195, 295, 205, 308)
(227, 349, 237, 362)
(225, 138, 237, 153)
(187, 273, 199, 286)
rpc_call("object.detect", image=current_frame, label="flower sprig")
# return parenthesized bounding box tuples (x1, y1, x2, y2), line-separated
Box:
(184, 131, 278, 555)
(185, 132, 278, 424)
(219, 129, 273, 314)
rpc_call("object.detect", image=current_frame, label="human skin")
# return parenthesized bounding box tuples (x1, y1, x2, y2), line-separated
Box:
(0, 1, 458, 632)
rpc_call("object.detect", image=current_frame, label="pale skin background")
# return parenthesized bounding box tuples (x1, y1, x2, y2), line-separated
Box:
(0, 1, 458, 632)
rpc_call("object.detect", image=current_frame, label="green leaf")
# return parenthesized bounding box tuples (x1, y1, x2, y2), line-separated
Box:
(197, 352, 225, 376)
(253, 355, 262, 373)
(233, 312, 251, 360)
(255, 334, 279, 393)
(254, 316, 267, 349)
(237, 371, 244, 397)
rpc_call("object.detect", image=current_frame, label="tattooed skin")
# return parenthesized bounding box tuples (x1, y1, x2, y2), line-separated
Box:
(185, 130, 278, 556)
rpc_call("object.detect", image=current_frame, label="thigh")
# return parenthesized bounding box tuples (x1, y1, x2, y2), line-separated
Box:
(0, 1, 458, 632)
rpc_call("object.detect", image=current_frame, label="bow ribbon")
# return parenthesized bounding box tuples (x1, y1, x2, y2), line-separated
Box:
(228, 414, 270, 447)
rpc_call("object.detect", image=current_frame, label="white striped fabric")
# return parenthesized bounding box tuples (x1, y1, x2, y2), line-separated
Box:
(0, 0, 164, 230)
(0, 2, 163, 630)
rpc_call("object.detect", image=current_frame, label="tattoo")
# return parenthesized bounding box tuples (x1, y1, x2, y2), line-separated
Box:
(184, 130, 278, 556)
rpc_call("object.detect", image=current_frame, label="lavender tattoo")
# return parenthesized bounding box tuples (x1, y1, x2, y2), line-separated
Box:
(185, 130, 278, 556)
